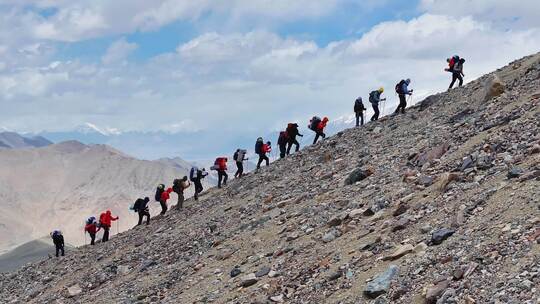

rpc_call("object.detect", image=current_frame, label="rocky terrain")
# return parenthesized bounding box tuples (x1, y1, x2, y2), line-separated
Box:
(0, 141, 207, 251)
(0, 53, 539, 303)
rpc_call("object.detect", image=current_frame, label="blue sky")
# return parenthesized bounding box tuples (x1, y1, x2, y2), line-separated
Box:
(1, 0, 540, 159)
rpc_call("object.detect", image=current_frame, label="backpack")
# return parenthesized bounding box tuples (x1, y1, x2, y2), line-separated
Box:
(237, 149, 246, 162)
(395, 80, 406, 94)
(172, 179, 181, 193)
(309, 116, 321, 131)
(155, 184, 165, 201)
(255, 138, 263, 154)
(86, 216, 96, 225)
(354, 98, 365, 112)
(369, 91, 378, 104)
(133, 199, 143, 212)
(278, 131, 288, 145)
(213, 158, 227, 170)
(190, 167, 198, 181)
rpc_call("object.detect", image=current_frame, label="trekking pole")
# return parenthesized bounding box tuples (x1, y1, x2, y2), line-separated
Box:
(116, 220, 119, 236)
(83, 229, 86, 245)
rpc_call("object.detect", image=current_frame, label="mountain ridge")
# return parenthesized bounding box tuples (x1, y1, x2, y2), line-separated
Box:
(0, 52, 539, 303)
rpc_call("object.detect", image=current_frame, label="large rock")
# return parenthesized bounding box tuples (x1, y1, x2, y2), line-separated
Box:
(67, 284, 82, 297)
(425, 280, 450, 303)
(364, 265, 399, 299)
(412, 143, 450, 167)
(382, 244, 414, 261)
(431, 228, 455, 245)
(483, 75, 505, 102)
(344, 167, 374, 185)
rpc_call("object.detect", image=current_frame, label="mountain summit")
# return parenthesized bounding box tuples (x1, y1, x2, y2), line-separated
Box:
(0, 53, 539, 303)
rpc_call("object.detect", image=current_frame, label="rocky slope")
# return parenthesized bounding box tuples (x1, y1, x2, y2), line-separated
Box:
(0, 53, 539, 303)
(0, 141, 207, 251)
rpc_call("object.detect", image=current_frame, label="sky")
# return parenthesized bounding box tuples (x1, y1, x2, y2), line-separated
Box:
(1, 0, 540, 158)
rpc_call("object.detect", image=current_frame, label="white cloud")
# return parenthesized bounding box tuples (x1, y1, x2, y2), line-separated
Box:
(420, 0, 540, 28)
(101, 38, 138, 64)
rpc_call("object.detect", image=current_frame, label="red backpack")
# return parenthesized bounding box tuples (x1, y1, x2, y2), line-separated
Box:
(214, 157, 227, 170)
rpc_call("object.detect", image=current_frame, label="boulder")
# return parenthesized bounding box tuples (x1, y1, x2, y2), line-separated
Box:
(345, 168, 374, 185)
(364, 265, 399, 299)
(67, 284, 82, 297)
(382, 244, 414, 261)
(412, 143, 450, 167)
(431, 228, 455, 245)
(483, 75, 505, 102)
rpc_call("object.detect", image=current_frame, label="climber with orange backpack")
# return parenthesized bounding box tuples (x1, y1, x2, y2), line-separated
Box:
(212, 157, 228, 188)
(286, 123, 303, 155)
(448, 56, 465, 89)
(309, 116, 329, 144)
(255, 137, 271, 170)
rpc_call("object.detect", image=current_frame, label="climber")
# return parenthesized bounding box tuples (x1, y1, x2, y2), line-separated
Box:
(310, 116, 329, 144)
(84, 216, 100, 245)
(190, 166, 208, 200)
(286, 123, 303, 155)
(213, 157, 228, 188)
(449, 58, 465, 89)
(369, 87, 386, 121)
(277, 131, 288, 158)
(159, 187, 173, 215)
(354, 97, 367, 127)
(394, 79, 413, 114)
(255, 138, 271, 170)
(133, 197, 151, 225)
(172, 176, 190, 209)
(99, 210, 119, 242)
(233, 149, 248, 178)
(50, 230, 65, 257)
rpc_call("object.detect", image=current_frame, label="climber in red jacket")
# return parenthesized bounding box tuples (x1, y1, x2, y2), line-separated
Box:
(159, 187, 173, 215)
(99, 210, 118, 243)
(84, 217, 100, 245)
(312, 116, 329, 144)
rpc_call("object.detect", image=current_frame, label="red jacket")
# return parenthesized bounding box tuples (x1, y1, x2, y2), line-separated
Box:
(99, 211, 118, 227)
(161, 188, 173, 202)
(85, 223, 100, 234)
(262, 144, 271, 153)
(215, 158, 227, 171)
(317, 117, 329, 131)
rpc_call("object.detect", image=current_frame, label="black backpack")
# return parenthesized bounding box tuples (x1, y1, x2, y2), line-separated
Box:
(369, 91, 378, 104)
(155, 184, 165, 201)
(172, 179, 181, 193)
(354, 99, 365, 112)
(255, 138, 263, 154)
(133, 198, 144, 212)
(309, 116, 321, 131)
(395, 80, 406, 94)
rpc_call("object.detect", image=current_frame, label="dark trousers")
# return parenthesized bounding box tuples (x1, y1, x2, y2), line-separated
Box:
(355, 112, 364, 126)
(279, 144, 287, 158)
(313, 131, 326, 144)
(55, 244, 64, 257)
(286, 139, 300, 154)
(234, 161, 244, 178)
(449, 73, 463, 89)
(159, 200, 168, 215)
(102, 226, 110, 242)
(194, 180, 203, 200)
(371, 104, 380, 121)
(176, 191, 185, 209)
(218, 170, 228, 188)
(89, 232, 96, 245)
(138, 210, 150, 225)
(395, 94, 407, 114)
(256, 154, 269, 169)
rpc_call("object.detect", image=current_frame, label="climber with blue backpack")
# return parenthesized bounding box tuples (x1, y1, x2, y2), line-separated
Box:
(84, 216, 100, 245)
(394, 79, 413, 114)
(369, 87, 386, 121)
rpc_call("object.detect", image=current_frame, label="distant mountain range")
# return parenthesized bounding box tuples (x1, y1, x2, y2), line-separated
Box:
(0, 132, 52, 149)
(0, 138, 211, 252)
